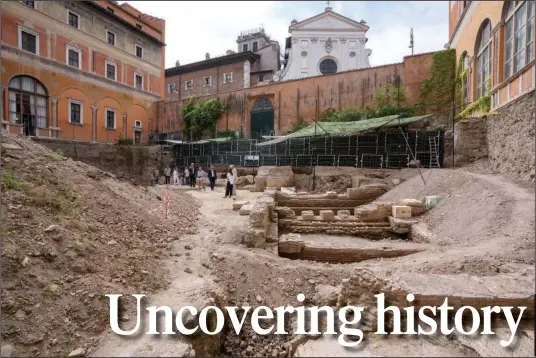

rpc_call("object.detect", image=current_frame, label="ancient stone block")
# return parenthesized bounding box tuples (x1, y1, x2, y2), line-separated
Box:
(242, 228, 266, 248)
(281, 187, 296, 194)
(266, 222, 279, 243)
(424, 196, 439, 210)
(354, 202, 393, 222)
(278, 234, 304, 254)
(346, 183, 389, 200)
(398, 198, 426, 216)
(301, 210, 315, 221)
(388, 216, 418, 234)
(249, 202, 270, 229)
(257, 166, 294, 189)
(319, 210, 335, 221)
(233, 200, 249, 211)
(337, 210, 350, 219)
(392, 205, 411, 218)
(239, 204, 254, 215)
(326, 191, 338, 198)
(275, 206, 296, 219)
(245, 175, 254, 184)
(254, 177, 266, 192)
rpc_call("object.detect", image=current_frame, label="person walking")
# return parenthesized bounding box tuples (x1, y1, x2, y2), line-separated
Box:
(172, 167, 179, 186)
(224, 168, 235, 198)
(230, 165, 238, 196)
(196, 167, 207, 191)
(207, 165, 217, 191)
(164, 166, 171, 185)
(189, 163, 196, 188)
(152, 168, 159, 186)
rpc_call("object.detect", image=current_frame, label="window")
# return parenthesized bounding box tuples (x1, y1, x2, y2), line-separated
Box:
(18, 26, 38, 55)
(21, 1, 34, 8)
(319, 58, 337, 75)
(66, 46, 81, 69)
(168, 83, 176, 93)
(105, 109, 116, 129)
(136, 24, 142, 30)
(68, 11, 79, 29)
(223, 73, 233, 83)
(106, 30, 116, 46)
(258, 74, 264, 82)
(135, 45, 143, 58)
(8, 76, 48, 136)
(185, 80, 193, 90)
(204, 76, 212, 87)
(107, 6, 114, 13)
(135, 120, 142, 128)
(476, 20, 491, 98)
(252, 41, 258, 52)
(135, 73, 143, 90)
(504, 1, 535, 79)
(105, 61, 117, 81)
(68, 100, 82, 124)
(242, 44, 248, 52)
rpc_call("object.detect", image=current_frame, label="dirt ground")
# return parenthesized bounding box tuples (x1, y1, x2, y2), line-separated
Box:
(2, 132, 535, 357)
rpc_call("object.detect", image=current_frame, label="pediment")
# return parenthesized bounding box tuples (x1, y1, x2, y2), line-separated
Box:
(290, 11, 369, 32)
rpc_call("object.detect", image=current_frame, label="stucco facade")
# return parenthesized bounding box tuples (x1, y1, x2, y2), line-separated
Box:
(448, 0, 535, 111)
(0, 0, 165, 144)
(278, 8, 372, 81)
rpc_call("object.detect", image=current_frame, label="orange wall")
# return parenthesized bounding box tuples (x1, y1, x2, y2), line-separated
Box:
(159, 52, 436, 136)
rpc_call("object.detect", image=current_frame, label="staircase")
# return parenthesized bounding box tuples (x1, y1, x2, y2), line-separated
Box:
(428, 136, 440, 168)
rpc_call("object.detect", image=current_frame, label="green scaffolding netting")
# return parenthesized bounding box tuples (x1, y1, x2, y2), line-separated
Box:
(256, 114, 434, 147)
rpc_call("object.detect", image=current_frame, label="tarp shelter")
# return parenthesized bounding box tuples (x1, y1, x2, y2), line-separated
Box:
(183, 137, 233, 144)
(256, 114, 434, 146)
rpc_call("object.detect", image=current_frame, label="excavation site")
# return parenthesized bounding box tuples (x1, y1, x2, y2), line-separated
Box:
(2, 132, 534, 358)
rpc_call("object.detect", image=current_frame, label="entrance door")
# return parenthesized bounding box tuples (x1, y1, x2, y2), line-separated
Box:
(250, 98, 274, 140)
(134, 131, 141, 145)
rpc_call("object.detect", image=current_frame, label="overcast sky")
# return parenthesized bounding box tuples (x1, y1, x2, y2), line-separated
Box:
(123, 1, 448, 69)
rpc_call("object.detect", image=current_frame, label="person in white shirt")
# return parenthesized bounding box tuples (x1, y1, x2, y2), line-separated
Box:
(230, 165, 238, 196)
(224, 169, 235, 198)
(172, 168, 179, 186)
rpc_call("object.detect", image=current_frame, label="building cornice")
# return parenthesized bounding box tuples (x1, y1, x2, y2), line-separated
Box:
(449, 1, 479, 49)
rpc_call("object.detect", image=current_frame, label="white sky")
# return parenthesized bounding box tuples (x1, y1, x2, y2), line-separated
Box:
(123, 1, 448, 69)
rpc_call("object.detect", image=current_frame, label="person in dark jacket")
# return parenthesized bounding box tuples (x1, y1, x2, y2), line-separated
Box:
(207, 166, 217, 191)
(189, 163, 196, 188)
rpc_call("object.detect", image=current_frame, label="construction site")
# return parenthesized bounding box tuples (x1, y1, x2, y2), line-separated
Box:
(1, 119, 535, 357)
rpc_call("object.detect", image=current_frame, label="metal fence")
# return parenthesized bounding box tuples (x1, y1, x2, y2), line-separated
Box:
(172, 129, 445, 169)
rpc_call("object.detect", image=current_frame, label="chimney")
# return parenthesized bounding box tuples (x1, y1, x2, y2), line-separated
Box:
(205, 52, 210, 60)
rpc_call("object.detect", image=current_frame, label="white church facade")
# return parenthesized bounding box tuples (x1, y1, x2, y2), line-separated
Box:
(276, 6, 372, 82)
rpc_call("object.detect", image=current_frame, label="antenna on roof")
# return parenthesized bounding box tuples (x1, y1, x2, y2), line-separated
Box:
(409, 28, 414, 55)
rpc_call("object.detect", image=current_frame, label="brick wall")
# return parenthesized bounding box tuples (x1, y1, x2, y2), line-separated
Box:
(160, 52, 438, 136)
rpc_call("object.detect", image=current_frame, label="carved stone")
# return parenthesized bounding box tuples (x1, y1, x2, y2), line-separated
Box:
(340, 37, 347, 44)
(359, 38, 367, 44)
(292, 38, 299, 44)
(325, 37, 333, 54)
(311, 37, 318, 44)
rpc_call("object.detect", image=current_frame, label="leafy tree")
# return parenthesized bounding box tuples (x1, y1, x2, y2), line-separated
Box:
(180, 98, 227, 140)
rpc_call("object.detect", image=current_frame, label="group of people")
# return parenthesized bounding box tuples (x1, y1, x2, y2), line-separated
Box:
(155, 163, 237, 196)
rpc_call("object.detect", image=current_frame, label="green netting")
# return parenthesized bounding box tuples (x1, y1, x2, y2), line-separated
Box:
(256, 114, 434, 146)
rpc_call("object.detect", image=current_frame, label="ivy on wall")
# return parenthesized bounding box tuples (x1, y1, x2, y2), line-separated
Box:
(179, 98, 227, 140)
(316, 84, 413, 125)
(417, 49, 456, 115)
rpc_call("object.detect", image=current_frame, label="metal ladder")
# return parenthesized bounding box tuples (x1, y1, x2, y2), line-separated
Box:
(428, 136, 440, 168)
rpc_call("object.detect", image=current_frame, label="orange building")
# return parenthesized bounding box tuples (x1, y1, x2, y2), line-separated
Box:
(1, 0, 165, 144)
(448, 0, 535, 112)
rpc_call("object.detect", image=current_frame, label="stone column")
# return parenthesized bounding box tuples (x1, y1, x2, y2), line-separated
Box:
(91, 106, 98, 142)
(243, 60, 251, 89)
(122, 112, 128, 138)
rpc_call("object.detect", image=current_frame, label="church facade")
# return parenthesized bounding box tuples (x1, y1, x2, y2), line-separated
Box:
(277, 6, 372, 81)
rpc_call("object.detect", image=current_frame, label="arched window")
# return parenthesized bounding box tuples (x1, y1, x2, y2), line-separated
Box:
(476, 20, 492, 98)
(504, 1, 535, 79)
(319, 59, 337, 75)
(8, 76, 48, 136)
